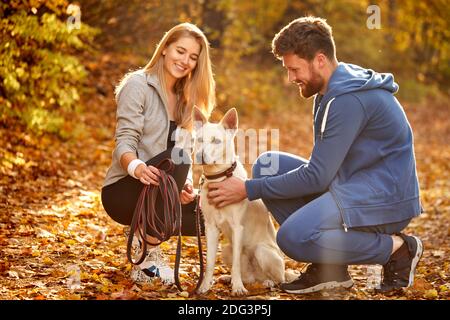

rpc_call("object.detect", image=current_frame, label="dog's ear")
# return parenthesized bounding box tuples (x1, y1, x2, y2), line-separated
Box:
(193, 105, 207, 131)
(220, 108, 238, 132)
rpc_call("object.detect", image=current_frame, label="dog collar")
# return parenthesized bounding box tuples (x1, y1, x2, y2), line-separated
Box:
(203, 161, 237, 180)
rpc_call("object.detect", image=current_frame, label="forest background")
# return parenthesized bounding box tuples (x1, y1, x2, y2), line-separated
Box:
(0, 0, 448, 300)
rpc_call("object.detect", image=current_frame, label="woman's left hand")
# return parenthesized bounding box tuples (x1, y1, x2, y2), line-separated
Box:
(180, 182, 196, 204)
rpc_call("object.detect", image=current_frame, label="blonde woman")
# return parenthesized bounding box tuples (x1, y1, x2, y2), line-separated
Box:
(101, 23, 215, 285)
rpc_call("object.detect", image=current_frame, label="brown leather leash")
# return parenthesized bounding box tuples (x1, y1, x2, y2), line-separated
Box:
(126, 158, 204, 294)
(175, 184, 205, 294)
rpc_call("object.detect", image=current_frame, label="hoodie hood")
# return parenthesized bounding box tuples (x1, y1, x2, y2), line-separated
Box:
(315, 63, 399, 141)
(322, 62, 399, 104)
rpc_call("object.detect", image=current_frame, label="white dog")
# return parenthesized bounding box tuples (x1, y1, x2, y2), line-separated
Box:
(193, 106, 294, 296)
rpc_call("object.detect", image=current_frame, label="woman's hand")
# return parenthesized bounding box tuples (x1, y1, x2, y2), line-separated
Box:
(135, 164, 160, 186)
(180, 182, 196, 204)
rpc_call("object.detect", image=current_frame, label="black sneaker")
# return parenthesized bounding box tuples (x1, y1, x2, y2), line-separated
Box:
(280, 264, 354, 294)
(377, 234, 423, 293)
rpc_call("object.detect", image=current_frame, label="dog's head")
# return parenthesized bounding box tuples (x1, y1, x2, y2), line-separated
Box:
(193, 106, 238, 167)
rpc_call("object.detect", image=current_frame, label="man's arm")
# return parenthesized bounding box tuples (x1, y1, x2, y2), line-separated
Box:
(245, 94, 367, 200)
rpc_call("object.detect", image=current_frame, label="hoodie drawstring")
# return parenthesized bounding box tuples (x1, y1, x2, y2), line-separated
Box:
(320, 97, 335, 140)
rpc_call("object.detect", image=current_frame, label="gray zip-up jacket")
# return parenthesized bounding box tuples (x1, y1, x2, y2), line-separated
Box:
(103, 70, 193, 187)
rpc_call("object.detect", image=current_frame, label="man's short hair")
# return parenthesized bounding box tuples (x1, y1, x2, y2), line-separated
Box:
(272, 16, 336, 61)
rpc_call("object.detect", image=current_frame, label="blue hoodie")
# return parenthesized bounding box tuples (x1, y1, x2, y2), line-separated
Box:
(245, 62, 422, 229)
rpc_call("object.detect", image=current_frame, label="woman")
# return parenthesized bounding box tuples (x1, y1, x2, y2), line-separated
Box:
(101, 23, 215, 285)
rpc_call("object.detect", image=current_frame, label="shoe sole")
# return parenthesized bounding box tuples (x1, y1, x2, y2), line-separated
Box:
(131, 275, 174, 286)
(408, 236, 423, 287)
(283, 279, 354, 294)
(131, 268, 174, 285)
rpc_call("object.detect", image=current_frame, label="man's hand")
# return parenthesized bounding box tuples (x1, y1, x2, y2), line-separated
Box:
(180, 182, 196, 204)
(207, 176, 247, 208)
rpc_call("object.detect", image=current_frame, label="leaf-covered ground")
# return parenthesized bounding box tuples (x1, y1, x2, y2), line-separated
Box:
(1, 53, 448, 300)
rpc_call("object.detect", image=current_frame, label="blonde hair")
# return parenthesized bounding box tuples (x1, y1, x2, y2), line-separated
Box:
(142, 22, 215, 129)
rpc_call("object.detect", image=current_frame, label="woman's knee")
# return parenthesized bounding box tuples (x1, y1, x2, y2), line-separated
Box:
(101, 185, 135, 225)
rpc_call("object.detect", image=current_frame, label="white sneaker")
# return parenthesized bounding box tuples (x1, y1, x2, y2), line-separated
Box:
(125, 228, 174, 285)
(130, 246, 174, 285)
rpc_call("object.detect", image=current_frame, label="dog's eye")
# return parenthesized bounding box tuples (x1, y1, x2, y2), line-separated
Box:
(211, 137, 221, 144)
(197, 137, 203, 143)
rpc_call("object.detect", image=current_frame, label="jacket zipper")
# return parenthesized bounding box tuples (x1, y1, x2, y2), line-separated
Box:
(315, 96, 347, 231)
(313, 104, 321, 141)
(330, 188, 349, 232)
(320, 97, 335, 140)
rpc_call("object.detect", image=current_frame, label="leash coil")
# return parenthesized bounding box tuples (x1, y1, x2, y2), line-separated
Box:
(126, 159, 204, 294)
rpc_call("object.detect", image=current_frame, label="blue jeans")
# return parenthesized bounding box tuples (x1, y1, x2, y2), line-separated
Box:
(252, 151, 411, 265)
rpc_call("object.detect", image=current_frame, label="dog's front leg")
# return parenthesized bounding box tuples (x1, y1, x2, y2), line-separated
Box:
(230, 223, 248, 295)
(197, 223, 220, 295)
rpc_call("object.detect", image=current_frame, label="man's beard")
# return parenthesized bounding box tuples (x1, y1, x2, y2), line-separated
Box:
(298, 69, 324, 98)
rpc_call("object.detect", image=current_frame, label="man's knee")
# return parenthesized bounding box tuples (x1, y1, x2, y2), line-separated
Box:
(276, 223, 315, 256)
(276, 226, 317, 262)
(252, 151, 280, 178)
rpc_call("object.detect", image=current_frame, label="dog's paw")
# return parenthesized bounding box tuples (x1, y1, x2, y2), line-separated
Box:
(285, 269, 300, 283)
(262, 279, 275, 288)
(231, 284, 248, 296)
(197, 280, 213, 295)
(217, 275, 232, 284)
(196, 286, 210, 295)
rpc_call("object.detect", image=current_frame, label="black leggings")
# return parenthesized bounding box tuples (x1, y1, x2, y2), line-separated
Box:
(101, 148, 204, 237)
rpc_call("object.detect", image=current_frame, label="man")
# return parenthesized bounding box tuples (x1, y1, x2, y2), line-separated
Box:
(207, 16, 423, 294)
